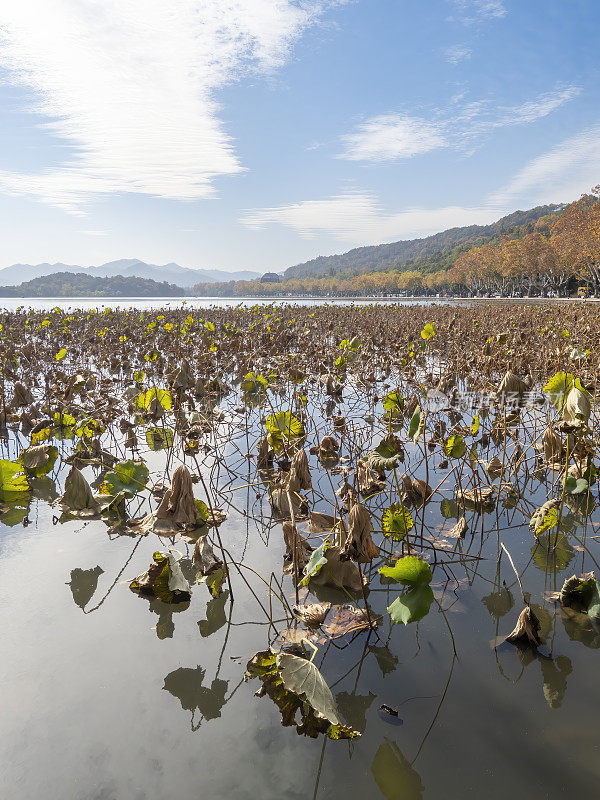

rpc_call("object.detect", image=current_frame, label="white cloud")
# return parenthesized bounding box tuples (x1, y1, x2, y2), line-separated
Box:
(81, 230, 110, 237)
(0, 0, 340, 213)
(490, 123, 600, 207)
(445, 45, 472, 64)
(338, 115, 447, 162)
(495, 86, 582, 127)
(339, 86, 580, 162)
(243, 118, 600, 245)
(450, 0, 507, 21)
(241, 190, 503, 242)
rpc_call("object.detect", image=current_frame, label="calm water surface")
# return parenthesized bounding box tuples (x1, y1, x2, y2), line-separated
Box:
(0, 309, 598, 800)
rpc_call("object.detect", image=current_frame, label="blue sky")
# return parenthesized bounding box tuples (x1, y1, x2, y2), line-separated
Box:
(0, 0, 598, 273)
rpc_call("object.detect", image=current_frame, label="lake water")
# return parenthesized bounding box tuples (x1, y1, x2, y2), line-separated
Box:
(1, 306, 598, 800)
(0, 296, 460, 312)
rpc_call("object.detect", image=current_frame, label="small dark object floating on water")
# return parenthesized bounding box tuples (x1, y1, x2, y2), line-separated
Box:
(378, 704, 403, 725)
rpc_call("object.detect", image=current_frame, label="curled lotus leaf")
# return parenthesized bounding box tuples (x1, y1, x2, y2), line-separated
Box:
(21, 444, 59, 477)
(245, 648, 359, 740)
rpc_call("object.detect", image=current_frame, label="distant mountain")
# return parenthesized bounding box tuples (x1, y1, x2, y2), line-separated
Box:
(283, 204, 562, 279)
(0, 259, 261, 287)
(0, 272, 183, 298)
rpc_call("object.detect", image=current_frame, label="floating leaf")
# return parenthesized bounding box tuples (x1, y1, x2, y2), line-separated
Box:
(0, 459, 30, 495)
(382, 503, 414, 541)
(379, 555, 432, 585)
(145, 427, 174, 451)
(100, 459, 149, 497)
(55, 348, 67, 361)
(445, 435, 466, 459)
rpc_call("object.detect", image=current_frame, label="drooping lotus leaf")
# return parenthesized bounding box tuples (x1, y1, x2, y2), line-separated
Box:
(56, 466, 101, 517)
(21, 444, 59, 477)
(277, 652, 342, 725)
(530, 499, 561, 536)
(363, 451, 401, 472)
(245, 648, 359, 740)
(558, 573, 600, 622)
(130, 551, 191, 603)
(100, 460, 149, 497)
(374, 433, 404, 460)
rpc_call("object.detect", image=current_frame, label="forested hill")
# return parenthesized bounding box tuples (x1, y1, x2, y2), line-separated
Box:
(283, 204, 562, 279)
(0, 272, 183, 297)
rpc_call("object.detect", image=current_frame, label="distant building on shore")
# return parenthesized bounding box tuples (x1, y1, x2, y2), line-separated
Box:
(260, 272, 281, 284)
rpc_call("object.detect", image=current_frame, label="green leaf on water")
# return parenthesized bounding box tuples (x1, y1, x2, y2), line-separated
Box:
(379, 555, 432, 585)
(382, 503, 414, 540)
(0, 459, 30, 494)
(445, 434, 466, 459)
(145, 427, 174, 451)
(100, 459, 149, 497)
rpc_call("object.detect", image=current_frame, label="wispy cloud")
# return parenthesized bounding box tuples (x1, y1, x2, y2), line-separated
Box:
(241, 190, 503, 243)
(449, 0, 507, 22)
(445, 44, 472, 64)
(243, 117, 600, 245)
(337, 85, 580, 162)
(0, 0, 341, 213)
(490, 123, 600, 207)
(81, 230, 110, 237)
(339, 115, 447, 163)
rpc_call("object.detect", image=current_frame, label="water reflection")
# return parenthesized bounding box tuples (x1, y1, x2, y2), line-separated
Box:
(148, 597, 190, 639)
(368, 645, 399, 677)
(531, 533, 575, 573)
(371, 740, 424, 800)
(66, 566, 104, 610)
(336, 691, 376, 733)
(163, 666, 228, 730)
(198, 590, 230, 637)
(482, 587, 514, 620)
(560, 606, 600, 648)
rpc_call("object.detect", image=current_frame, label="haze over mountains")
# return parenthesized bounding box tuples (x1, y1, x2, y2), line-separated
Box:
(0, 259, 261, 287)
(283, 204, 562, 279)
(0, 202, 566, 295)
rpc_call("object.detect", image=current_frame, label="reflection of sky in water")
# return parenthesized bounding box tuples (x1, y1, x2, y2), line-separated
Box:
(2, 386, 600, 798)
